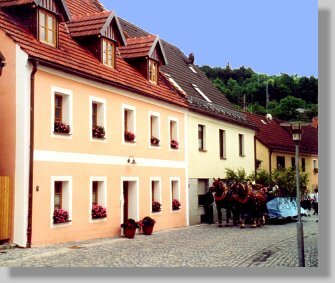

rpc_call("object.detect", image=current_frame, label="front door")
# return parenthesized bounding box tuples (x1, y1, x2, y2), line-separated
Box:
(123, 181, 129, 222)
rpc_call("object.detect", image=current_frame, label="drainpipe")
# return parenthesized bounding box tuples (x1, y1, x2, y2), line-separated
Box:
(269, 148, 273, 183)
(26, 60, 38, 248)
(254, 136, 257, 181)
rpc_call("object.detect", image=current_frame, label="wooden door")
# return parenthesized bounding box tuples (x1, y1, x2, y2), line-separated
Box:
(0, 176, 11, 241)
(123, 181, 128, 222)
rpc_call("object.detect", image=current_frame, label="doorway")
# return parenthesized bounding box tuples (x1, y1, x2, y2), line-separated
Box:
(122, 179, 138, 224)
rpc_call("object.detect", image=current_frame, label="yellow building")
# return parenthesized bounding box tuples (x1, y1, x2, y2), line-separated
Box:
(247, 113, 318, 193)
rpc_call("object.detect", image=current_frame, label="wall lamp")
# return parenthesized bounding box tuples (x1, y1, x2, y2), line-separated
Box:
(0, 51, 6, 77)
(127, 156, 137, 165)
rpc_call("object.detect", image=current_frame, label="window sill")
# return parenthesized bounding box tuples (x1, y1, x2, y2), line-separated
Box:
(199, 149, 208, 152)
(220, 157, 227, 160)
(125, 140, 136, 144)
(151, 211, 162, 215)
(150, 143, 160, 147)
(92, 136, 106, 140)
(239, 155, 246, 157)
(53, 131, 72, 136)
(53, 220, 72, 225)
(171, 209, 181, 213)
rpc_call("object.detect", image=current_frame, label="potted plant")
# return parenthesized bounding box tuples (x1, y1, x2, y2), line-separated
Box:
(124, 131, 135, 142)
(313, 168, 318, 173)
(139, 216, 156, 235)
(172, 199, 181, 210)
(54, 121, 70, 134)
(92, 125, 105, 138)
(151, 136, 160, 146)
(170, 139, 179, 149)
(91, 204, 107, 219)
(53, 209, 69, 224)
(152, 201, 162, 213)
(121, 218, 139, 239)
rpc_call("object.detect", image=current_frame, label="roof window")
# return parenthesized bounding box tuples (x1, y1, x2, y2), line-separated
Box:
(39, 9, 57, 46)
(188, 65, 197, 74)
(164, 73, 186, 96)
(192, 84, 211, 103)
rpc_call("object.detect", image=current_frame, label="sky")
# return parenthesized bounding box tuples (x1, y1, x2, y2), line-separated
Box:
(100, 0, 318, 77)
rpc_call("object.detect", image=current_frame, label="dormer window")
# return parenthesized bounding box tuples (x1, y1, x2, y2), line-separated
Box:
(39, 9, 57, 46)
(102, 39, 115, 68)
(149, 60, 158, 84)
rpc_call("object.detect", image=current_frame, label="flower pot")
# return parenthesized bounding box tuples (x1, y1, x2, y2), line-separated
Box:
(123, 227, 137, 239)
(142, 225, 154, 235)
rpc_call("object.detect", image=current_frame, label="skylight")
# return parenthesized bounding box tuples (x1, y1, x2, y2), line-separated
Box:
(164, 73, 187, 96)
(188, 65, 197, 74)
(192, 84, 211, 103)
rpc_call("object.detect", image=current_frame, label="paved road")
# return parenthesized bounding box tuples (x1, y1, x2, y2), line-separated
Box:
(0, 215, 318, 267)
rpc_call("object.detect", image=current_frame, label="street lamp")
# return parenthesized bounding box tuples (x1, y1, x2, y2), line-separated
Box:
(281, 113, 310, 267)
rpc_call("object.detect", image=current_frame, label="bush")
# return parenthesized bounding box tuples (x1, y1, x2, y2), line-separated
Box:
(139, 216, 156, 227)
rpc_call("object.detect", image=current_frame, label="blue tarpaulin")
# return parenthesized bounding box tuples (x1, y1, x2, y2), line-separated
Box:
(267, 197, 306, 219)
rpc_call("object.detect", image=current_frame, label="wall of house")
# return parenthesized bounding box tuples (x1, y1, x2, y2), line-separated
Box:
(256, 143, 318, 192)
(30, 67, 187, 246)
(187, 112, 255, 224)
(0, 30, 17, 243)
(187, 112, 255, 178)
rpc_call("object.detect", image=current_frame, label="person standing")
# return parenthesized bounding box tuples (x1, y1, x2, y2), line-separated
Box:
(204, 189, 214, 224)
(312, 187, 318, 217)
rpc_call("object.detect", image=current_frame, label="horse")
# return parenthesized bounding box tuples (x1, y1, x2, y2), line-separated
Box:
(233, 182, 268, 228)
(209, 178, 240, 227)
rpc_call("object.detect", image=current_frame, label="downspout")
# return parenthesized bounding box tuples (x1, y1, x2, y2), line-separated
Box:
(269, 148, 273, 183)
(26, 60, 38, 248)
(254, 136, 257, 181)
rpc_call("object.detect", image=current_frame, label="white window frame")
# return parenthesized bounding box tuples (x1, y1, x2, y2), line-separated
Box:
(150, 177, 162, 214)
(89, 176, 107, 223)
(192, 84, 211, 103)
(50, 86, 73, 139)
(89, 96, 107, 142)
(313, 159, 318, 169)
(168, 117, 179, 151)
(149, 111, 161, 148)
(198, 124, 207, 151)
(122, 104, 136, 144)
(170, 177, 181, 213)
(239, 133, 245, 157)
(50, 176, 73, 228)
(219, 129, 226, 159)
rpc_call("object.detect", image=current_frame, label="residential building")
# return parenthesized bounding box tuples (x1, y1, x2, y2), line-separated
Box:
(119, 19, 258, 225)
(246, 113, 318, 192)
(0, 0, 188, 246)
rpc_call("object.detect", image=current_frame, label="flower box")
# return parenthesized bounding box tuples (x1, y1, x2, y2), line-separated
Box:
(170, 139, 179, 149)
(53, 209, 69, 224)
(172, 199, 181, 210)
(124, 131, 135, 142)
(92, 125, 105, 139)
(313, 168, 318, 173)
(151, 136, 160, 146)
(91, 204, 107, 219)
(54, 121, 70, 134)
(152, 201, 162, 213)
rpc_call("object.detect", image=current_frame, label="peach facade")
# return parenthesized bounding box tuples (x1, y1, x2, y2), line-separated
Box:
(29, 68, 187, 246)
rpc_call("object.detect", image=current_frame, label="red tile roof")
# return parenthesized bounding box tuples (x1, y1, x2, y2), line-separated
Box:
(0, 0, 34, 7)
(67, 11, 111, 37)
(0, 9, 187, 108)
(65, 0, 105, 17)
(246, 112, 318, 155)
(119, 35, 157, 59)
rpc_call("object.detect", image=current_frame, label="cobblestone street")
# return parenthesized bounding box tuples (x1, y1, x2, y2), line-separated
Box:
(0, 215, 318, 267)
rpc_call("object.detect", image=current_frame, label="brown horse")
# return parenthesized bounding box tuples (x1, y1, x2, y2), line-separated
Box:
(210, 178, 240, 227)
(233, 182, 267, 228)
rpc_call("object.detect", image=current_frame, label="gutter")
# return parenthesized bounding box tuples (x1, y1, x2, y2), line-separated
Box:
(269, 148, 273, 183)
(26, 59, 38, 248)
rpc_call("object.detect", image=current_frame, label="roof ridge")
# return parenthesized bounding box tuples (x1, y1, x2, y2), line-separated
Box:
(71, 10, 111, 21)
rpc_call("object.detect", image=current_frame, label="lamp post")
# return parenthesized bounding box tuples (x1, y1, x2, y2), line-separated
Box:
(281, 117, 310, 267)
